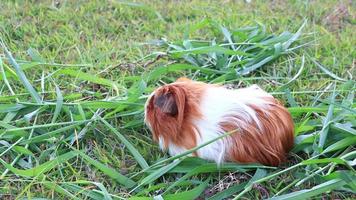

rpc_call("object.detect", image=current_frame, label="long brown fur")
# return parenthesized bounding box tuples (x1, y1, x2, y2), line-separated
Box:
(220, 98, 294, 166)
(145, 78, 205, 150)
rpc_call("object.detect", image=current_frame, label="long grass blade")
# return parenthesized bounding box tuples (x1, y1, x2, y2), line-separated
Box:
(0, 151, 78, 177)
(269, 179, 346, 200)
(51, 84, 63, 123)
(76, 150, 136, 188)
(0, 38, 42, 103)
(100, 117, 149, 169)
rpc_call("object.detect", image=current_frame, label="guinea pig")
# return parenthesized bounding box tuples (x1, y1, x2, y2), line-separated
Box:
(144, 77, 294, 166)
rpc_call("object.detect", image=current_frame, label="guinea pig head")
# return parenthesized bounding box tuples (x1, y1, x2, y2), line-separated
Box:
(144, 84, 187, 145)
(144, 79, 204, 150)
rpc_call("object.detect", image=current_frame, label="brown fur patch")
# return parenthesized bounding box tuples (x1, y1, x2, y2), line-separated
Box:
(145, 79, 206, 150)
(221, 97, 294, 166)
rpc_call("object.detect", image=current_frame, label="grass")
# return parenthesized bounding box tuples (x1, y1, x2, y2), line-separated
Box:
(0, 0, 355, 199)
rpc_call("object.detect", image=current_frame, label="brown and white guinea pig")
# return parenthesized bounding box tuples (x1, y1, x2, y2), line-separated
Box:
(144, 77, 294, 166)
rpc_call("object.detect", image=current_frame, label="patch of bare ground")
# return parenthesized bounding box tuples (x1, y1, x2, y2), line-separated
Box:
(322, 0, 353, 32)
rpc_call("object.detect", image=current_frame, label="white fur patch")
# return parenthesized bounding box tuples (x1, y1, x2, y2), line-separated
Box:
(193, 85, 272, 163)
(159, 136, 187, 156)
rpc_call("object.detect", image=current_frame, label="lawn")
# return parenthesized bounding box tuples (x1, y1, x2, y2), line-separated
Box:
(0, 0, 355, 199)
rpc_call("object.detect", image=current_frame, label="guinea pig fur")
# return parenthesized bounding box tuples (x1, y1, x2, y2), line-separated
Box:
(144, 78, 294, 166)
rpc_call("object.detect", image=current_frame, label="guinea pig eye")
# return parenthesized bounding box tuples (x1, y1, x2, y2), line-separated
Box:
(154, 92, 178, 116)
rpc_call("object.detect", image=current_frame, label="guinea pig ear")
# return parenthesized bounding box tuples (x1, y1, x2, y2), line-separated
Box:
(154, 92, 178, 116)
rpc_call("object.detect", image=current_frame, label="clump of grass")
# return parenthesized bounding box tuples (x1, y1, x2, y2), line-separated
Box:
(0, 1, 355, 199)
(152, 19, 306, 79)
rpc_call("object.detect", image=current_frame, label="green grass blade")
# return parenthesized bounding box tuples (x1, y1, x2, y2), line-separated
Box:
(238, 55, 275, 75)
(43, 182, 81, 200)
(269, 179, 346, 200)
(247, 168, 268, 185)
(13, 145, 34, 155)
(163, 162, 253, 195)
(322, 136, 356, 154)
(310, 57, 347, 82)
(20, 122, 85, 144)
(76, 150, 136, 188)
(62, 182, 106, 199)
(317, 86, 337, 152)
(330, 123, 356, 136)
(129, 181, 208, 200)
(51, 84, 64, 123)
(169, 45, 250, 57)
(163, 180, 208, 200)
(282, 19, 307, 49)
(301, 158, 346, 165)
(324, 171, 356, 191)
(0, 104, 26, 113)
(207, 182, 247, 200)
(146, 63, 225, 82)
(0, 57, 18, 102)
(138, 159, 182, 187)
(57, 69, 120, 92)
(164, 158, 270, 174)
(27, 48, 45, 62)
(0, 121, 28, 139)
(4, 119, 93, 132)
(90, 182, 113, 200)
(0, 151, 78, 177)
(100, 117, 149, 169)
(287, 106, 338, 116)
(0, 38, 42, 103)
